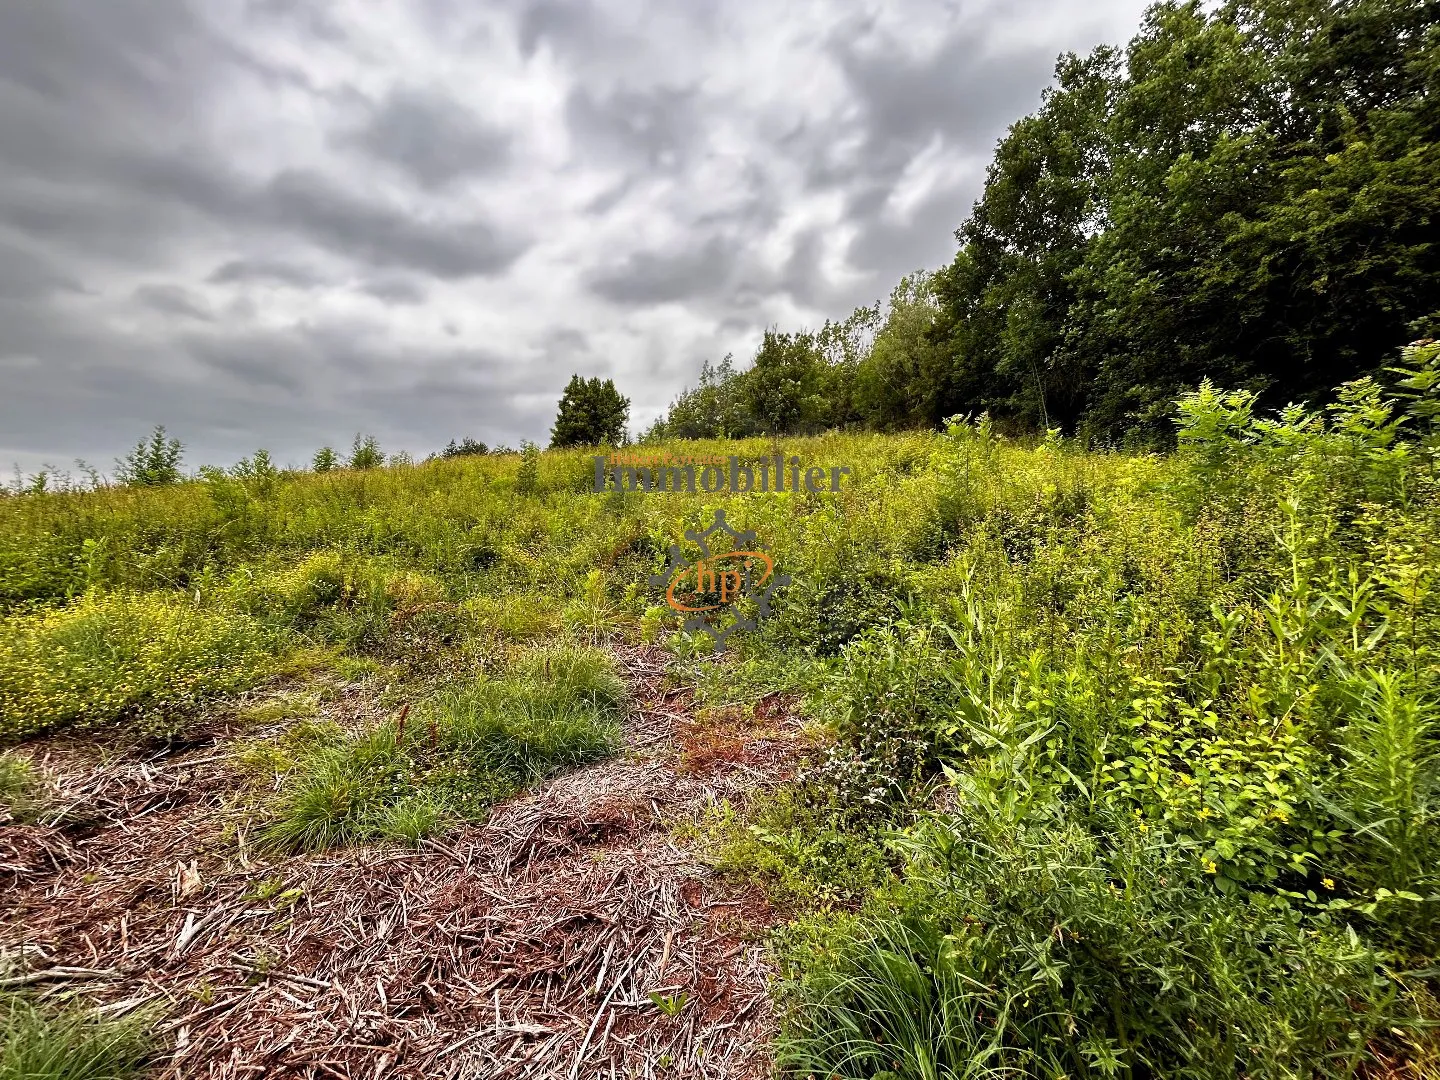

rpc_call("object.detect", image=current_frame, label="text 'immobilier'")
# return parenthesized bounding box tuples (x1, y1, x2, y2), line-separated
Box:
(592, 454, 852, 493)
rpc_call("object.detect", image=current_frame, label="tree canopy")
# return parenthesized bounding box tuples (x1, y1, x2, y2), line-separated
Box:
(550, 375, 630, 448)
(648, 0, 1440, 446)
(115, 426, 184, 486)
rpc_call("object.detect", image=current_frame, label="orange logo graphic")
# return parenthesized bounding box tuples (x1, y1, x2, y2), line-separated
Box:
(649, 510, 788, 651)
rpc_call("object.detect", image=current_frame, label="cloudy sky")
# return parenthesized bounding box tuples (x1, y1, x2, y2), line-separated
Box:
(0, 0, 1150, 477)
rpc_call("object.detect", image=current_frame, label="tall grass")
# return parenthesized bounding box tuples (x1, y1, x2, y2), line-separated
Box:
(775, 816, 1404, 1080)
(0, 752, 46, 823)
(0, 994, 153, 1080)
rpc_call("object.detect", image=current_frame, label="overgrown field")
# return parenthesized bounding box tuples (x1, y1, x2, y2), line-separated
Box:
(3, 349, 1440, 1077)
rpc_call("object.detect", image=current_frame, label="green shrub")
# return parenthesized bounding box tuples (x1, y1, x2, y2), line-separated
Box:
(694, 788, 893, 911)
(114, 425, 183, 488)
(0, 591, 277, 741)
(765, 379, 1440, 1076)
(776, 813, 1413, 1080)
(770, 564, 909, 657)
(347, 434, 384, 470)
(224, 554, 452, 654)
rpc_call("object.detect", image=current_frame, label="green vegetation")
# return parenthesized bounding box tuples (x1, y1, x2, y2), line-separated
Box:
(0, 752, 46, 823)
(440, 437, 489, 459)
(347, 434, 384, 471)
(5, 3, 1436, 1074)
(249, 645, 626, 852)
(114, 426, 183, 488)
(646, 0, 1439, 446)
(311, 446, 339, 473)
(0, 591, 278, 741)
(688, 344, 1440, 1077)
(0, 995, 153, 1080)
(550, 374, 631, 448)
(2, 344, 1438, 1074)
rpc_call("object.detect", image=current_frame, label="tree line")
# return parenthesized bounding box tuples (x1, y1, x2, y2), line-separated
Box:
(645, 0, 1439, 446)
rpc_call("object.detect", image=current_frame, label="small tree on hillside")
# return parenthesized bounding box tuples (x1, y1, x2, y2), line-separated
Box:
(116, 426, 184, 486)
(312, 446, 339, 472)
(516, 440, 540, 494)
(348, 433, 384, 469)
(550, 375, 630, 448)
(441, 437, 488, 458)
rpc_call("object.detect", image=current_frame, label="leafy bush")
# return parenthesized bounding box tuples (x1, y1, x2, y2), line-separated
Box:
(516, 440, 540, 495)
(114, 426, 183, 487)
(776, 813, 1413, 1080)
(701, 375, 1440, 1076)
(693, 788, 893, 912)
(770, 564, 909, 658)
(347, 434, 384, 470)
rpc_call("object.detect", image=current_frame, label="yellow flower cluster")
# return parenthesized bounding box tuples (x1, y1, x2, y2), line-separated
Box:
(0, 590, 274, 740)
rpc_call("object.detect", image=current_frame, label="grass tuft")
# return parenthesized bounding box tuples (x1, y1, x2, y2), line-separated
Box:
(0, 994, 154, 1080)
(255, 645, 625, 852)
(0, 752, 46, 823)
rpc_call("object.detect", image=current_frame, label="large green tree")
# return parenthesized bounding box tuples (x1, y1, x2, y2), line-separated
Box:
(741, 330, 827, 435)
(647, 354, 754, 441)
(932, 46, 1119, 433)
(853, 272, 950, 430)
(937, 0, 1440, 443)
(549, 375, 630, 448)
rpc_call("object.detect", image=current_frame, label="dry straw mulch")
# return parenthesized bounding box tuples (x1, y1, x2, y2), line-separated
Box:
(2, 645, 804, 1079)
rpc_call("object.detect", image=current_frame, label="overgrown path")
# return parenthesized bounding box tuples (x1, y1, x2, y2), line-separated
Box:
(2, 645, 804, 1078)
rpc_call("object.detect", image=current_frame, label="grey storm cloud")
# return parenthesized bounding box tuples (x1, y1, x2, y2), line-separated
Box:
(133, 284, 216, 323)
(0, 0, 1153, 475)
(350, 88, 512, 189)
(565, 84, 700, 171)
(832, 30, 1062, 165)
(360, 276, 430, 305)
(587, 237, 738, 306)
(262, 170, 526, 278)
(208, 258, 331, 289)
(0, 240, 81, 300)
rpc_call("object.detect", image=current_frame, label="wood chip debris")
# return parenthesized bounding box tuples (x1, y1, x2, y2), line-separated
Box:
(3, 645, 802, 1078)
